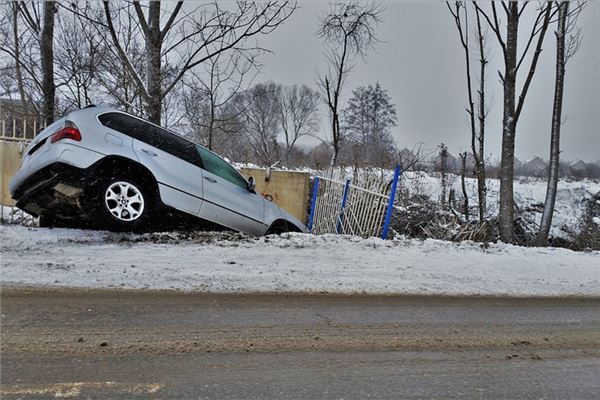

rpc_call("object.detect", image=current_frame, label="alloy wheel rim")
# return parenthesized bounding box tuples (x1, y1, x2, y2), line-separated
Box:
(104, 181, 145, 222)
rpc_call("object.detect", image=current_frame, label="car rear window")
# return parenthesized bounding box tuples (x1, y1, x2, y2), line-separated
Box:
(98, 112, 203, 168)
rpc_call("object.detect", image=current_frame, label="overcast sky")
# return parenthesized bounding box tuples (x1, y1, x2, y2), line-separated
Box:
(254, 1, 600, 163)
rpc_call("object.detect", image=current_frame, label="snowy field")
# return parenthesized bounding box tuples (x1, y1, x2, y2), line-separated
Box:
(397, 172, 600, 240)
(2, 225, 599, 297)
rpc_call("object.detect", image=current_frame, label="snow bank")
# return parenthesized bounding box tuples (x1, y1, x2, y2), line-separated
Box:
(1, 225, 599, 297)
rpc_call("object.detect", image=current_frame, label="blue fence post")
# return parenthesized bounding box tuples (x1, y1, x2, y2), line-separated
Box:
(381, 165, 401, 240)
(307, 176, 320, 233)
(336, 179, 351, 234)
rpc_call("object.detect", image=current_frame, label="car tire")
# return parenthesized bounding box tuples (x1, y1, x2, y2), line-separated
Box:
(89, 176, 155, 232)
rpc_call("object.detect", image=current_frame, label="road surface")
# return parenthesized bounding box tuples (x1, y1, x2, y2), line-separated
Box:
(1, 288, 599, 399)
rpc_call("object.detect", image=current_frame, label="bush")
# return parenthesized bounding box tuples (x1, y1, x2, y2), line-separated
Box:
(572, 193, 600, 251)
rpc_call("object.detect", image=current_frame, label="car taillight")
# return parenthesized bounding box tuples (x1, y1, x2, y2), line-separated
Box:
(50, 120, 81, 143)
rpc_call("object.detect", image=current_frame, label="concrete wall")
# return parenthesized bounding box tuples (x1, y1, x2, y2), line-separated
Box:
(240, 168, 310, 224)
(0, 140, 27, 206)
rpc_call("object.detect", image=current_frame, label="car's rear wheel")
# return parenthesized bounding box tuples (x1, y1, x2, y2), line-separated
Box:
(90, 177, 154, 231)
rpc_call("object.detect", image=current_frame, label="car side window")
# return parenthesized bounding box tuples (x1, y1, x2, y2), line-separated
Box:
(99, 112, 203, 168)
(98, 113, 147, 141)
(195, 145, 248, 190)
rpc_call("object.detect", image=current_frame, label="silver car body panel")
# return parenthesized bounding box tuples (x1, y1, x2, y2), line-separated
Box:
(9, 107, 307, 235)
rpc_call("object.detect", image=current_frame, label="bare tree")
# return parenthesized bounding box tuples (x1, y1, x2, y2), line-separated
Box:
(536, 1, 584, 246)
(54, 7, 102, 111)
(184, 50, 255, 151)
(101, 1, 295, 125)
(39, 1, 57, 124)
(91, 3, 147, 115)
(0, 1, 57, 121)
(317, 1, 383, 165)
(234, 82, 282, 166)
(307, 142, 334, 170)
(279, 84, 320, 167)
(474, 7, 488, 222)
(439, 144, 449, 204)
(474, 1, 554, 243)
(447, 2, 490, 224)
(10, 2, 27, 112)
(459, 151, 469, 220)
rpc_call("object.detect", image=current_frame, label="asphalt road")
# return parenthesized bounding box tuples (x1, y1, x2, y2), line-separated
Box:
(1, 289, 599, 399)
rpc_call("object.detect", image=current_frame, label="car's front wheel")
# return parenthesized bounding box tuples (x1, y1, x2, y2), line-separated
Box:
(90, 177, 154, 231)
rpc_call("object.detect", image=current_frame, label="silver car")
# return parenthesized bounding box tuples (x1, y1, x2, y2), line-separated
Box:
(9, 106, 306, 235)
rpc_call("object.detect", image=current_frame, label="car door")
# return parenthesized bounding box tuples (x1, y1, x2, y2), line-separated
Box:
(133, 137, 205, 216)
(195, 145, 267, 235)
(99, 112, 205, 216)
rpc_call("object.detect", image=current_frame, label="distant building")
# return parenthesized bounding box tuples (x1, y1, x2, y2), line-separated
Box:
(513, 157, 523, 168)
(568, 160, 589, 178)
(569, 160, 588, 172)
(522, 157, 547, 177)
(434, 151, 457, 172)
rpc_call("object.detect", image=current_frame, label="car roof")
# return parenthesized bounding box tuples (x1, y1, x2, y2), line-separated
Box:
(79, 106, 240, 172)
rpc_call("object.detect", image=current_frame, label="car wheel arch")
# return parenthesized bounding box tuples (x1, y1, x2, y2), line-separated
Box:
(266, 219, 302, 235)
(88, 156, 160, 201)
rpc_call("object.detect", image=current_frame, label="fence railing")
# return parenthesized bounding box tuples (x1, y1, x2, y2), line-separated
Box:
(1, 116, 41, 208)
(0, 116, 42, 141)
(308, 166, 401, 239)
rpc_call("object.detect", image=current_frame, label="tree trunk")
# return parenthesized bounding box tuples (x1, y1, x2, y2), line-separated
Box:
(460, 152, 469, 221)
(331, 112, 340, 166)
(146, 2, 162, 125)
(208, 92, 216, 150)
(537, 2, 568, 246)
(12, 2, 27, 114)
(440, 145, 448, 204)
(40, 1, 56, 125)
(475, 8, 487, 224)
(498, 3, 519, 243)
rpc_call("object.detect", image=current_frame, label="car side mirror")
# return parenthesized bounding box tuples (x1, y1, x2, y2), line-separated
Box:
(247, 176, 256, 192)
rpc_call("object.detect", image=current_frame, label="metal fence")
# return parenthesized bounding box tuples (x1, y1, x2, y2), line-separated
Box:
(1, 116, 41, 224)
(1, 118, 41, 142)
(308, 166, 400, 239)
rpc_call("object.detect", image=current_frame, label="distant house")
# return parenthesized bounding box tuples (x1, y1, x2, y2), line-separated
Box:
(434, 151, 457, 172)
(569, 160, 588, 172)
(522, 157, 547, 177)
(568, 160, 589, 178)
(514, 157, 523, 168)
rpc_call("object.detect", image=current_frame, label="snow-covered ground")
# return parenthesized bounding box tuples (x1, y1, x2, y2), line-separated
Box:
(2, 225, 599, 297)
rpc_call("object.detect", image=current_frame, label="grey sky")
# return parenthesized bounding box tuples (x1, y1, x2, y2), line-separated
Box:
(255, 1, 600, 163)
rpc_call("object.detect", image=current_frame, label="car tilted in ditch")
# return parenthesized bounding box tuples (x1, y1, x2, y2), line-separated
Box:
(9, 106, 306, 235)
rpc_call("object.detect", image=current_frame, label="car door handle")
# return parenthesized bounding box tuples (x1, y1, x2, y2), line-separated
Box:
(141, 148, 157, 157)
(204, 177, 217, 183)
